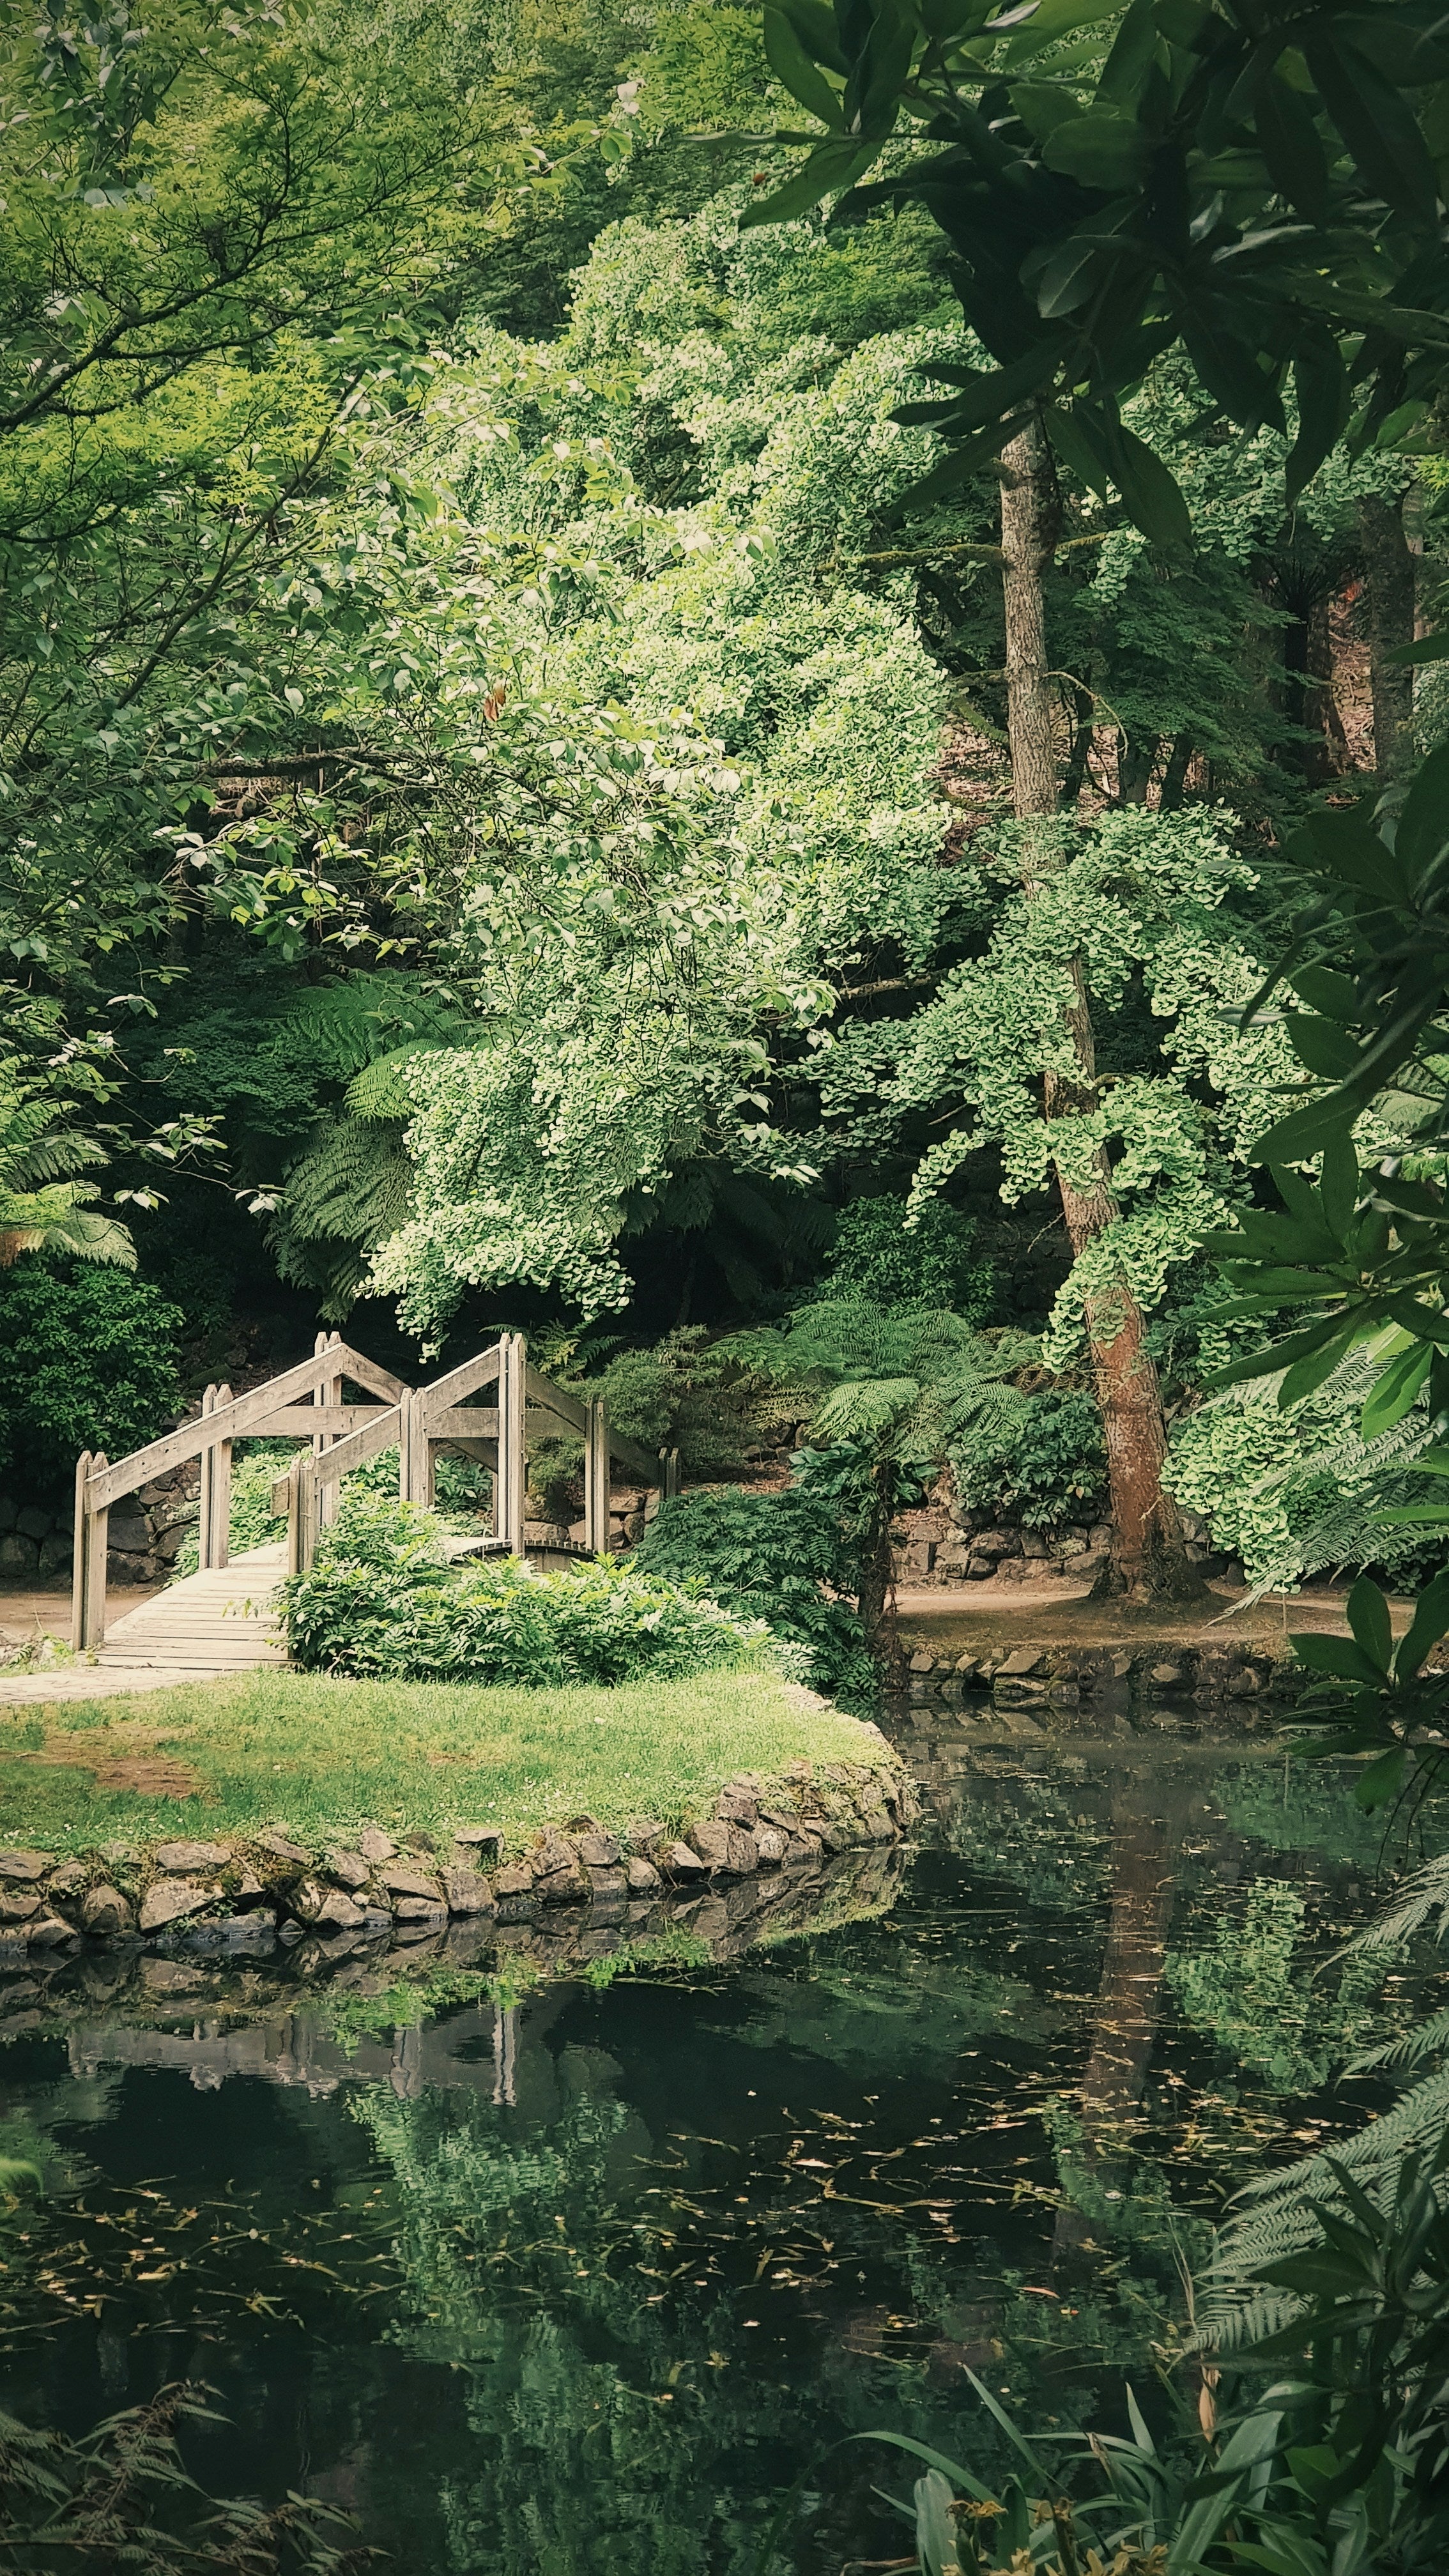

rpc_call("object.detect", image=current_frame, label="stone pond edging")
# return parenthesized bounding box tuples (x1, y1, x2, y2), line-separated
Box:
(895, 1637, 1300, 1710)
(0, 1753, 917, 1963)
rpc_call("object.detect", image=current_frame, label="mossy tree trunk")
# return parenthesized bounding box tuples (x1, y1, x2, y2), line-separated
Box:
(1000, 422, 1204, 1602)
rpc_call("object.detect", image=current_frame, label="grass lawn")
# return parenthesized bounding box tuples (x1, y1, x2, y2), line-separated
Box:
(0, 1668, 888, 1856)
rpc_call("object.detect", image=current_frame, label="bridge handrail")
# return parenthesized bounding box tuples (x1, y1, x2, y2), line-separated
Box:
(82, 1342, 408, 1512)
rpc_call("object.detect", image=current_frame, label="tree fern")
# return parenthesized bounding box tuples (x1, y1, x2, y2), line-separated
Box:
(0, 1064, 133, 1268)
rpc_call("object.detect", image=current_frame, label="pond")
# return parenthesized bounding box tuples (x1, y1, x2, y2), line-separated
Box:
(1, 1707, 1441, 2571)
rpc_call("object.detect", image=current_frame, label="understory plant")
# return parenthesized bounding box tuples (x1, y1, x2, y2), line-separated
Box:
(629, 1482, 875, 1706)
(951, 1387, 1107, 1533)
(279, 1494, 756, 1686)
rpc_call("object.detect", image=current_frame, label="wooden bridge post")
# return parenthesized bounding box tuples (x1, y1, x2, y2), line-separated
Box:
(72, 1451, 109, 1651)
(284, 1456, 319, 1579)
(584, 1399, 610, 1555)
(198, 1383, 234, 1570)
(314, 1330, 344, 1528)
(495, 1333, 526, 1555)
(397, 1388, 433, 1506)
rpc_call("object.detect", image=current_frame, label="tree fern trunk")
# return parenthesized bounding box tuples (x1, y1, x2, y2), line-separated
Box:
(1002, 421, 1203, 1604)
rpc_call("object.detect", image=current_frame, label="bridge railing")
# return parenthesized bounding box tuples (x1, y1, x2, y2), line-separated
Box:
(74, 1333, 682, 1647)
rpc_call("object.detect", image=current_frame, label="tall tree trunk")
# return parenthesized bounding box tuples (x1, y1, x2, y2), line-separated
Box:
(1359, 490, 1416, 777)
(1000, 423, 1203, 1602)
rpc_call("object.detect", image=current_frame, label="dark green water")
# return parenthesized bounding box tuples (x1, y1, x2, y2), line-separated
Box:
(0, 1712, 1439, 2570)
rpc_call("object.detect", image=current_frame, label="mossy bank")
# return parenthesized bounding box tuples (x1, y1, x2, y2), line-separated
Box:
(0, 1667, 915, 1959)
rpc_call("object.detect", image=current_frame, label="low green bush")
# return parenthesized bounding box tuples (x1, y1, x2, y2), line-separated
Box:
(0, 1264, 183, 1494)
(630, 1484, 876, 1708)
(951, 1387, 1106, 1530)
(279, 1494, 756, 1686)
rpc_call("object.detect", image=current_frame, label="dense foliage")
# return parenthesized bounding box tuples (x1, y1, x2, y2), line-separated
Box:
(0, 1268, 182, 1491)
(630, 1482, 875, 1701)
(279, 1492, 757, 1686)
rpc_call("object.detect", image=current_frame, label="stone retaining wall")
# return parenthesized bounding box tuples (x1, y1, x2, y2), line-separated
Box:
(0, 1463, 201, 1590)
(896, 1638, 1296, 1709)
(0, 1755, 916, 1961)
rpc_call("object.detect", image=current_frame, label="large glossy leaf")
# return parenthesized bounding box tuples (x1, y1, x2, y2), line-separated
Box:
(1287, 329, 1350, 498)
(1393, 1563, 1449, 1678)
(1043, 108, 1153, 187)
(1394, 735, 1449, 882)
(1289, 1631, 1386, 1684)
(1101, 417, 1192, 547)
(1346, 1572, 1393, 1674)
(1305, 33, 1440, 226)
(739, 138, 881, 228)
(1002, 0, 1125, 65)
(763, 11, 846, 126)
(1255, 66, 1331, 224)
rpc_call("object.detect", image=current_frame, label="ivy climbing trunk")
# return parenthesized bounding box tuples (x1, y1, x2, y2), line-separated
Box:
(1000, 423, 1203, 1602)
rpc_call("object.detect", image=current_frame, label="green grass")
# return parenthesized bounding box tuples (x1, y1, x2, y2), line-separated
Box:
(0, 1668, 885, 1855)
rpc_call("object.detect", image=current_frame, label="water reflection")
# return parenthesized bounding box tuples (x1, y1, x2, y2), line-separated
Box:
(0, 1713, 1441, 2572)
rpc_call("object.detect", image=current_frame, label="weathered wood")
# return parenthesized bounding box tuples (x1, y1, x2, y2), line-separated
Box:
(313, 1333, 344, 1531)
(420, 1340, 505, 1415)
(398, 1388, 432, 1506)
(425, 1406, 502, 1441)
(87, 1343, 411, 1508)
(525, 1365, 588, 1434)
(494, 1334, 526, 1554)
(303, 1401, 403, 1491)
(584, 1398, 610, 1554)
(198, 1381, 234, 1569)
(257, 1405, 403, 1437)
(72, 1451, 109, 1652)
(607, 1425, 663, 1483)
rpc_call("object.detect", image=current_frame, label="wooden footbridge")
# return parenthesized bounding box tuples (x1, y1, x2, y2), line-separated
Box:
(71, 1333, 680, 1662)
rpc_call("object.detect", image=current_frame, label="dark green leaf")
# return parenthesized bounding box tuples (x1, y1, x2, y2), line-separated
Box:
(1289, 1631, 1386, 1683)
(1304, 34, 1440, 226)
(1255, 66, 1331, 225)
(740, 138, 880, 227)
(1360, 1339, 1432, 1439)
(1043, 109, 1153, 188)
(1356, 1745, 1407, 1811)
(1287, 330, 1350, 500)
(1284, 1013, 1362, 1078)
(1289, 965, 1360, 1023)
(763, 12, 847, 127)
(773, 0, 850, 75)
(1319, 1130, 1359, 1243)
(1395, 736, 1449, 883)
(1279, 1320, 1360, 1404)
(1101, 417, 1192, 548)
(1393, 1564, 1449, 1678)
(1346, 1572, 1393, 1673)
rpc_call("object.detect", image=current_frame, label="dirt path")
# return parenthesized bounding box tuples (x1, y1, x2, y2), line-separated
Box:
(893, 1577, 1407, 1657)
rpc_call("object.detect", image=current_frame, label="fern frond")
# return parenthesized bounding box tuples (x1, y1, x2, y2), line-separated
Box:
(277, 1116, 413, 1250)
(1215, 2060, 1449, 2281)
(1348, 2001, 1449, 2076)
(280, 974, 473, 1082)
(346, 1041, 456, 1122)
(1342, 1854, 1449, 1954)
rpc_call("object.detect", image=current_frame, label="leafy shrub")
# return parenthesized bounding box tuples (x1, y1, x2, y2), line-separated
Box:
(822, 1194, 995, 1321)
(951, 1388, 1106, 1530)
(279, 1494, 755, 1685)
(0, 1264, 183, 1493)
(630, 1484, 875, 1707)
(588, 1328, 792, 1476)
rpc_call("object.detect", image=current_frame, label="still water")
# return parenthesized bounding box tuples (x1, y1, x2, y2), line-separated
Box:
(0, 1710, 1439, 2569)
